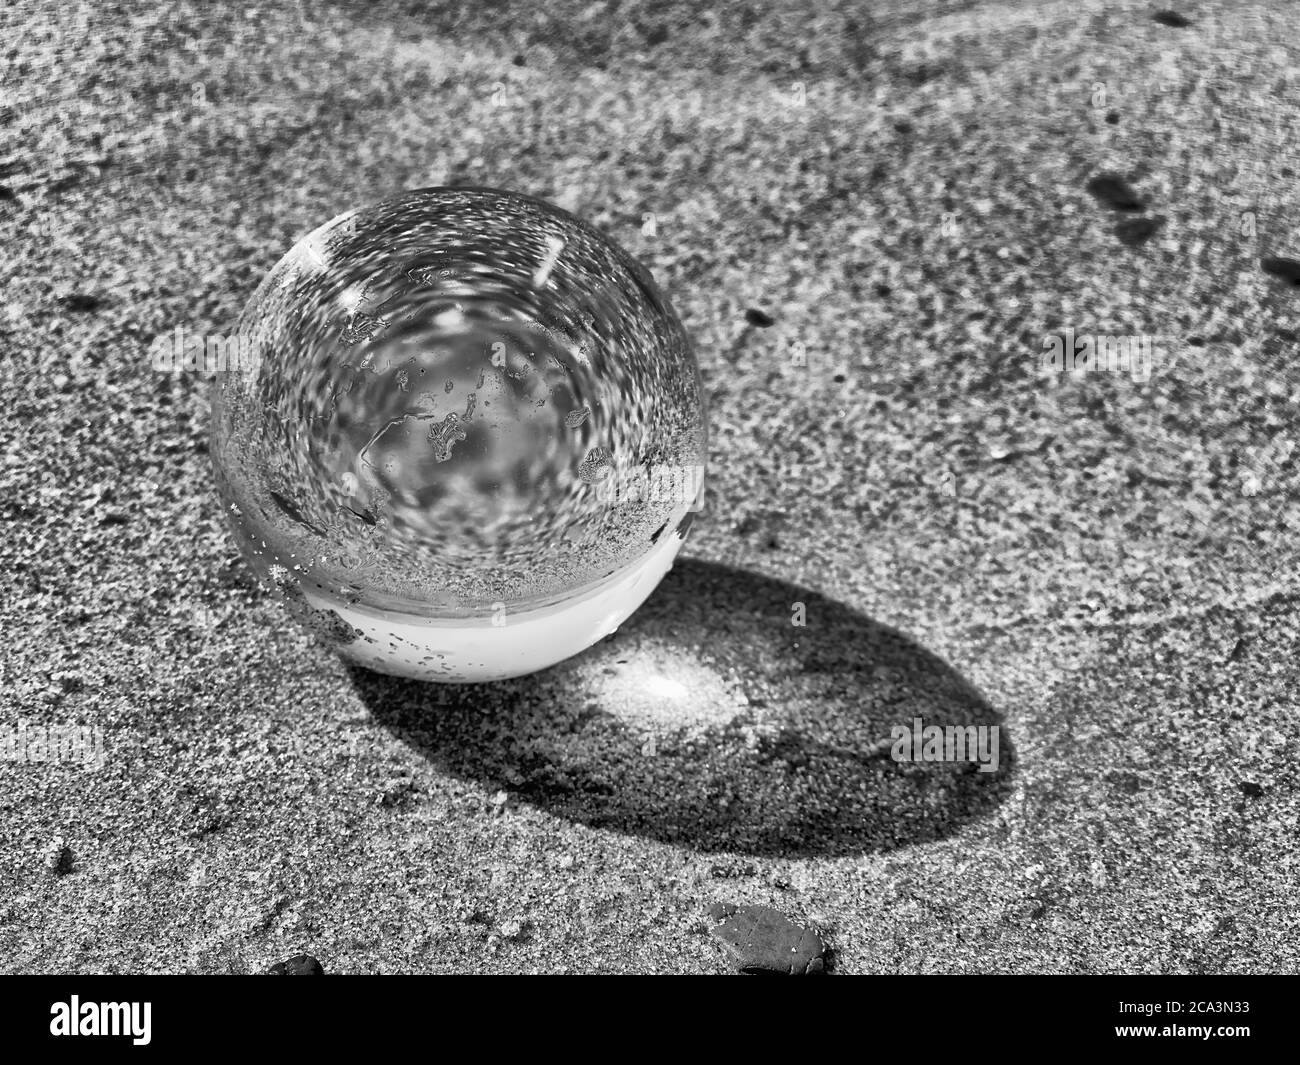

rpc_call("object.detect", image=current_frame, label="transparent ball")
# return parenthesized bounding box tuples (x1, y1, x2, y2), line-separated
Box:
(211, 187, 707, 681)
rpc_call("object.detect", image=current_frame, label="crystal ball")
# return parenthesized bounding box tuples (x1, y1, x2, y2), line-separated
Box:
(211, 187, 707, 681)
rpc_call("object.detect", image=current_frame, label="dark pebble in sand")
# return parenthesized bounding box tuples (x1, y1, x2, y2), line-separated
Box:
(709, 860, 758, 879)
(1085, 173, 1145, 212)
(708, 902, 827, 975)
(1261, 257, 1300, 285)
(59, 293, 108, 312)
(265, 954, 324, 975)
(1115, 214, 1164, 247)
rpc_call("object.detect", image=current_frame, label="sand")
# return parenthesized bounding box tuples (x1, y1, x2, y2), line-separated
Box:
(1, 0, 1297, 973)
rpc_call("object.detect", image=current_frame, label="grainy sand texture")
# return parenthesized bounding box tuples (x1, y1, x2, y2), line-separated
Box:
(1, 0, 1297, 973)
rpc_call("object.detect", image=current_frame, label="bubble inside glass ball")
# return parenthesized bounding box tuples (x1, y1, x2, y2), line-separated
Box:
(211, 187, 707, 681)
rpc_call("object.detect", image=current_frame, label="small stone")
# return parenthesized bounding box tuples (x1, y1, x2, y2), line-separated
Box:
(708, 860, 757, 879)
(59, 292, 107, 312)
(51, 841, 74, 876)
(1084, 173, 1145, 212)
(1261, 257, 1300, 286)
(378, 779, 417, 807)
(52, 671, 85, 694)
(1115, 215, 1164, 248)
(1015, 897, 1049, 920)
(265, 954, 324, 975)
(708, 902, 828, 975)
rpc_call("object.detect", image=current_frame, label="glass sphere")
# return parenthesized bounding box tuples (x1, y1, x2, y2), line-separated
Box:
(210, 187, 707, 681)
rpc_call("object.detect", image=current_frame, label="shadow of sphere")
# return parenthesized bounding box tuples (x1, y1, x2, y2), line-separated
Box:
(351, 558, 1016, 857)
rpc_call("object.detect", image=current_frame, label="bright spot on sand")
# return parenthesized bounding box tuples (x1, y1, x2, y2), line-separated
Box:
(644, 673, 688, 700)
(582, 642, 747, 741)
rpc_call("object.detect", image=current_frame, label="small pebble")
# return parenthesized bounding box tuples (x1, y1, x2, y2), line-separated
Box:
(265, 954, 324, 975)
(1261, 257, 1300, 285)
(708, 860, 757, 879)
(708, 902, 827, 975)
(59, 293, 107, 312)
(378, 779, 417, 807)
(1115, 215, 1164, 248)
(51, 841, 74, 876)
(1084, 173, 1145, 212)
(52, 671, 85, 693)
